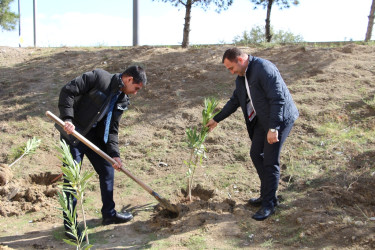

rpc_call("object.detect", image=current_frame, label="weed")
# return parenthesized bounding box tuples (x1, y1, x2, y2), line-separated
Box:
(182, 235, 207, 249)
(150, 239, 173, 249)
(363, 95, 375, 110)
(260, 238, 275, 248)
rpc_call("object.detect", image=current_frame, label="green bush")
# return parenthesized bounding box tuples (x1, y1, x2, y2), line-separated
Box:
(233, 25, 303, 45)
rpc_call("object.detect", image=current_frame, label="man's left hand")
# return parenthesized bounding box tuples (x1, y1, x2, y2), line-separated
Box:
(267, 130, 279, 144)
(112, 157, 122, 171)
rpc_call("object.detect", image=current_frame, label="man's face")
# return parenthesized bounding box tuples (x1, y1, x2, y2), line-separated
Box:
(223, 57, 246, 76)
(121, 76, 143, 95)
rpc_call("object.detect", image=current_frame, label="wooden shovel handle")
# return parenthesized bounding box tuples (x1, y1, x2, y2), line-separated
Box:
(45, 111, 155, 195)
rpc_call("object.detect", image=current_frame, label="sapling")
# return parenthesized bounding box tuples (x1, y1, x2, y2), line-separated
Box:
(184, 97, 219, 201)
(0, 137, 41, 186)
(9, 137, 41, 168)
(57, 139, 93, 249)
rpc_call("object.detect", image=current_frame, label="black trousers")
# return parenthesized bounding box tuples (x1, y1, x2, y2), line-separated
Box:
(249, 121, 294, 208)
(63, 127, 116, 229)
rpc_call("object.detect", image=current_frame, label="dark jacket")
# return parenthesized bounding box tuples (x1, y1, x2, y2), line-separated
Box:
(214, 55, 299, 139)
(57, 69, 130, 157)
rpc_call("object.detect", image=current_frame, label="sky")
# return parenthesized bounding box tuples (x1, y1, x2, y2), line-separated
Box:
(1, 0, 373, 47)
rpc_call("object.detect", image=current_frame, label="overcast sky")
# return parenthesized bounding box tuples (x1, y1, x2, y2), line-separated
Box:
(1, 0, 373, 47)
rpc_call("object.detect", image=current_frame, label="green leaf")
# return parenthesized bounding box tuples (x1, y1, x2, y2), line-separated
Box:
(63, 239, 78, 246)
(84, 244, 94, 249)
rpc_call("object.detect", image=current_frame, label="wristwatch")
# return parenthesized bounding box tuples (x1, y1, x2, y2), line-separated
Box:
(269, 128, 277, 133)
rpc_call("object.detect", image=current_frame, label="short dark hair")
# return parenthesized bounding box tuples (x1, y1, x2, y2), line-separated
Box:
(222, 48, 243, 63)
(122, 65, 147, 86)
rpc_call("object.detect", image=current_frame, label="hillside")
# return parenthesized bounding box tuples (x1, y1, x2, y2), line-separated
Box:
(0, 43, 374, 249)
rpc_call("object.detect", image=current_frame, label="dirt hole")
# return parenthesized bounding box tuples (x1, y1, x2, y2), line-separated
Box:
(29, 172, 61, 185)
(181, 184, 215, 201)
(158, 208, 180, 219)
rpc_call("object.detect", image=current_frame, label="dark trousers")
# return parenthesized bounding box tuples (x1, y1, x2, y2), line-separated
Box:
(249, 121, 294, 208)
(63, 127, 116, 229)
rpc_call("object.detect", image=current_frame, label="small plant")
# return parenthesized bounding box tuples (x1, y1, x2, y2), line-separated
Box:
(57, 139, 93, 249)
(184, 97, 219, 201)
(9, 137, 41, 168)
(363, 95, 375, 110)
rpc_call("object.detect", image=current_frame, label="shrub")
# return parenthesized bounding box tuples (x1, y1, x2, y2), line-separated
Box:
(233, 25, 303, 45)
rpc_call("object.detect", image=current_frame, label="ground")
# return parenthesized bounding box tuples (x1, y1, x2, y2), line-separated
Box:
(0, 43, 374, 249)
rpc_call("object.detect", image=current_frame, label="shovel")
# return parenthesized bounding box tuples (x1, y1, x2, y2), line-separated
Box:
(46, 111, 179, 215)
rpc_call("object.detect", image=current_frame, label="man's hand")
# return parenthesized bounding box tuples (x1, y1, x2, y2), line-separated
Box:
(112, 157, 122, 171)
(206, 119, 218, 132)
(267, 130, 279, 144)
(63, 121, 75, 135)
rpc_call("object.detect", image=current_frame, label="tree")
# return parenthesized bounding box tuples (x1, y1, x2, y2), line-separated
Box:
(153, 0, 233, 48)
(0, 0, 19, 31)
(365, 0, 375, 42)
(250, 0, 299, 42)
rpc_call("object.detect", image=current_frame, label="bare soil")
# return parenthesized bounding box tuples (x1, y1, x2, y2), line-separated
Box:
(0, 44, 374, 249)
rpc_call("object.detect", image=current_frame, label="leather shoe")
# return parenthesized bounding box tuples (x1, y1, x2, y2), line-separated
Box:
(102, 211, 133, 225)
(247, 197, 263, 207)
(252, 206, 275, 221)
(248, 197, 280, 207)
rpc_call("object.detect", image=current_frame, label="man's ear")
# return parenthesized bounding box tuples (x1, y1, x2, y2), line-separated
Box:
(125, 76, 134, 84)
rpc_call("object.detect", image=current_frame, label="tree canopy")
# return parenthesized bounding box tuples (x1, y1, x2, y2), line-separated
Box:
(0, 0, 19, 31)
(156, 0, 233, 13)
(251, 0, 299, 10)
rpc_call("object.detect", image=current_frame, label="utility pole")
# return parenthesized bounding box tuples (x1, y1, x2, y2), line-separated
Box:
(18, 0, 21, 47)
(33, 0, 37, 47)
(133, 0, 138, 46)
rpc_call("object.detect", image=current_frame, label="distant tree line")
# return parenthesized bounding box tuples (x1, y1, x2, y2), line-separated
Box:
(1, 0, 374, 47)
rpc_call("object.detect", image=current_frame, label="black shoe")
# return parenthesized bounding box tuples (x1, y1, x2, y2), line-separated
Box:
(65, 227, 86, 242)
(247, 197, 263, 207)
(252, 206, 275, 221)
(102, 211, 133, 225)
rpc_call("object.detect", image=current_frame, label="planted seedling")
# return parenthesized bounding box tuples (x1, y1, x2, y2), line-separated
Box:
(184, 97, 219, 201)
(56, 139, 93, 249)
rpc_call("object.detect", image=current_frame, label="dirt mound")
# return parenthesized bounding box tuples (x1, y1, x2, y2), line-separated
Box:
(135, 185, 238, 235)
(0, 164, 12, 186)
(0, 172, 59, 217)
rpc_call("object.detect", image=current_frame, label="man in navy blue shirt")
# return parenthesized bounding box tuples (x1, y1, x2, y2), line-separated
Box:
(206, 48, 299, 221)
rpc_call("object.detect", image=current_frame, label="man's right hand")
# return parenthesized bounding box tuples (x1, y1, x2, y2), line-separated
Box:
(206, 119, 218, 132)
(63, 121, 75, 135)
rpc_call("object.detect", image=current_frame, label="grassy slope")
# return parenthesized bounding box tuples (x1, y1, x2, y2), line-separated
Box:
(0, 43, 374, 249)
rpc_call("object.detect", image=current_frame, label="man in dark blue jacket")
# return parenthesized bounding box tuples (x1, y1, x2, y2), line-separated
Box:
(206, 48, 298, 221)
(57, 66, 147, 239)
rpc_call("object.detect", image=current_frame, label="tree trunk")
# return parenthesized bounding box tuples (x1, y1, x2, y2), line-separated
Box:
(365, 0, 375, 41)
(265, 0, 273, 42)
(182, 0, 192, 48)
